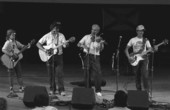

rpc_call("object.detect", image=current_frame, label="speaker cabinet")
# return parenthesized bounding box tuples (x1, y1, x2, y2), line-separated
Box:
(71, 87, 95, 109)
(127, 90, 150, 110)
(23, 86, 49, 108)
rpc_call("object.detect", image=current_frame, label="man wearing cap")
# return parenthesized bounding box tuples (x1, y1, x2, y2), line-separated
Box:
(1, 29, 29, 95)
(125, 25, 153, 97)
(36, 21, 68, 96)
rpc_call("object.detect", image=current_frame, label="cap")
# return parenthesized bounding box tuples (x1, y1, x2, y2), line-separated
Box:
(136, 25, 145, 31)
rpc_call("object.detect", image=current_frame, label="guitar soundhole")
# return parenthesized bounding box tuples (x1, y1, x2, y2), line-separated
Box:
(134, 56, 137, 61)
(47, 48, 54, 56)
(11, 56, 19, 62)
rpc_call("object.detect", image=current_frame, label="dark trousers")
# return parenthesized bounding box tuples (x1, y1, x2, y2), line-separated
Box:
(46, 54, 64, 93)
(132, 58, 149, 92)
(84, 54, 102, 92)
(8, 61, 24, 88)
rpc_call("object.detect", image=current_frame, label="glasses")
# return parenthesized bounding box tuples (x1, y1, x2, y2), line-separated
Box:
(11, 33, 16, 35)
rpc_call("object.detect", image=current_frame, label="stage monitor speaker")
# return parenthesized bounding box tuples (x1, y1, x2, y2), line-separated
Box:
(23, 86, 49, 108)
(127, 90, 150, 110)
(71, 87, 95, 109)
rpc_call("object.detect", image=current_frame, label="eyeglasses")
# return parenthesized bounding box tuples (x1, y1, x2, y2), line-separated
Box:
(137, 30, 144, 32)
(11, 33, 16, 35)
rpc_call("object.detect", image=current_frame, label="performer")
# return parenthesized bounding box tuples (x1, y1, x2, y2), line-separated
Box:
(36, 21, 68, 96)
(1, 29, 30, 94)
(77, 24, 104, 97)
(125, 25, 153, 96)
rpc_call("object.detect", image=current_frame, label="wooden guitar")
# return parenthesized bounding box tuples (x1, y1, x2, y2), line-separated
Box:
(1, 39, 35, 69)
(129, 39, 169, 66)
(38, 37, 75, 62)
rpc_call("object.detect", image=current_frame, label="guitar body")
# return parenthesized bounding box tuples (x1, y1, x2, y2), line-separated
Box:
(129, 53, 144, 66)
(38, 49, 49, 62)
(129, 39, 169, 66)
(1, 53, 23, 69)
(38, 37, 76, 62)
(1, 39, 35, 69)
(38, 45, 58, 62)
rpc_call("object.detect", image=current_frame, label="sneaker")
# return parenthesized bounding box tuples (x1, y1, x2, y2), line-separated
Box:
(148, 92, 152, 101)
(49, 90, 53, 95)
(60, 91, 66, 96)
(19, 87, 24, 92)
(10, 87, 14, 93)
(96, 92, 102, 97)
(7, 92, 18, 98)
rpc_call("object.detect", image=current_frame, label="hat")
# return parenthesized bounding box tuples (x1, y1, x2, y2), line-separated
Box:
(50, 21, 61, 30)
(136, 25, 145, 31)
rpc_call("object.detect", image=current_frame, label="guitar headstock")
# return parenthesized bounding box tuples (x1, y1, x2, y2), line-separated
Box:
(68, 37, 76, 43)
(162, 39, 169, 45)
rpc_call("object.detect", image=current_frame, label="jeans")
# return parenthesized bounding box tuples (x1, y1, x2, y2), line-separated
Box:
(84, 54, 102, 92)
(46, 54, 64, 93)
(132, 58, 149, 92)
(8, 61, 24, 88)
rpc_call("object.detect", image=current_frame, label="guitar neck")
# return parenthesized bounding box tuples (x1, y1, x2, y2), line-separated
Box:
(17, 45, 29, 55)
(155, 42, 164, 48)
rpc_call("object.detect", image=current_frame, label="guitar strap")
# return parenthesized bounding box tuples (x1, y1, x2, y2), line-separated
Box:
(14, 40, 18, 49)
(56, 33, 59, 54)
(138, 38, 147, 54)
(142, 38, 147, 51)
(141, 38, 148, 58)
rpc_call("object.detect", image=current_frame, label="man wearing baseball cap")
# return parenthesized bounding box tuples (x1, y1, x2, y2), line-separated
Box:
(125, 25, 153, 99)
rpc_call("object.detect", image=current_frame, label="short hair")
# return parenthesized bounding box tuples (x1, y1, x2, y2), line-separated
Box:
(50, 21, 61, 31)
(0, 97, 7, 110)
(92, 24, 100, 30)
(6, 29, 16, 40)
(114, 90, 128, 107)
(34, 94, 49, 107)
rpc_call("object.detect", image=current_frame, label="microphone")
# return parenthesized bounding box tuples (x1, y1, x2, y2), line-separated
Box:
(78, 53, 81, 57)
(153, 38, 156, 44)
(152, 39, 156, 52)
(120, 36, 122, 39)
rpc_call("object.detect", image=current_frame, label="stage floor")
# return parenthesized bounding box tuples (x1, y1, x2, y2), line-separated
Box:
(0, 63, 170, 110)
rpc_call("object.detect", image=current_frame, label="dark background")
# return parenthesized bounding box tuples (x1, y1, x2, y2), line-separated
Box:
(0, 2, 169, 68)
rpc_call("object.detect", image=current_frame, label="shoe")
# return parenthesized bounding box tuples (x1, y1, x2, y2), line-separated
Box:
(49, 90, 53, 95)
(10, 87, 14, 93)
(148, 92, 152, 101)
(7, 92, 18, 98)
(96, 92, 102, 97)
(19, 86, 24, 92)
(60, 91, 66, 96)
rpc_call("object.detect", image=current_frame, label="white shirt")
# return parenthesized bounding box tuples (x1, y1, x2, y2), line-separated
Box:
(79, 34, 102, 55)
(127, 37, 151, 53)
(38, 32, 66, 55)
(2, 39, 24, 56)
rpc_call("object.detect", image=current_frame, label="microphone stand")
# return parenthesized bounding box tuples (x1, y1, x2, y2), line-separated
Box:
(86, 48, 90, 88)
(150, 39, 156, 100)
(115, 36, 122, 91)
(79, 53, 85, 70)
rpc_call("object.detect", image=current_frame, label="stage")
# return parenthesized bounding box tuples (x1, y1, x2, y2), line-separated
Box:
(0, 63, 170, 110)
